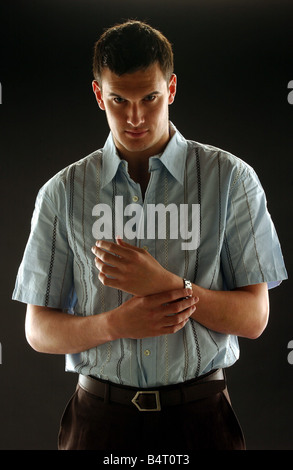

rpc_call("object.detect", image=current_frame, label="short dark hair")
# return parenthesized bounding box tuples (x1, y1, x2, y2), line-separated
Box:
(93, 20, 174, 83)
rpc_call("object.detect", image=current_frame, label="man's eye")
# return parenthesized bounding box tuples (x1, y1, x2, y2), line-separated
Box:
(114, 97, 125, 104)
(144, 95, 156, 102)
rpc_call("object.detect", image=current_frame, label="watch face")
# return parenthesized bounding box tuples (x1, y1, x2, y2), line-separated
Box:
(184, 279, 192, 289)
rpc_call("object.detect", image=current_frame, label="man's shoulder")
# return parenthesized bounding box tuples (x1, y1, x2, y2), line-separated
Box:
(187, 139, 241, 162)
(38, 148, 103, 203)
(44, 149, 103, 185)
(186, 139, 254, 175)
(56, 148, 103, 178)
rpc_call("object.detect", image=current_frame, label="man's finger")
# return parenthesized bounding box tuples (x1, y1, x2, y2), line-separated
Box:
(92, 245, 122, 265)
(163, 296, 198, 317)
(94, 239, 139, 258)
(148, 287, 195, 306)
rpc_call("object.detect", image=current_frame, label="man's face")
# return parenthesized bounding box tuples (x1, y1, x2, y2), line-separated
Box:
(92, 63, 177, 161)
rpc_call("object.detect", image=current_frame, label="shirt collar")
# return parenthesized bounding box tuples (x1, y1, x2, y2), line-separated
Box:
(101, 133, 122, 188)
(101, 121, 188, 188)
(159, 122, 188, 185)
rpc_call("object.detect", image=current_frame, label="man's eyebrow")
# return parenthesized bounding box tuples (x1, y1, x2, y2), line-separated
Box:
(107, 91, 161, 98)
(144, 91, 161, 96)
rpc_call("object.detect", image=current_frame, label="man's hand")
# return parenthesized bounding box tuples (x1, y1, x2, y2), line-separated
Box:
(108, 287, 198, 340)
(91, 237, 182, 296)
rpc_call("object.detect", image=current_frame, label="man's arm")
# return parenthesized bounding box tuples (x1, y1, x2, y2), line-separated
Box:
(25, 287, 198, 354)
(189, 282, 269, 339)
(92, 238, 269, 340)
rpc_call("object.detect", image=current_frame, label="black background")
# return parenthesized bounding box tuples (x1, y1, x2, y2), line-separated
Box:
(0, 0, 292, 451)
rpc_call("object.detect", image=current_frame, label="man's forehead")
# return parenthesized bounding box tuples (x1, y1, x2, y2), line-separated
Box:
(101, 64, 167, 94)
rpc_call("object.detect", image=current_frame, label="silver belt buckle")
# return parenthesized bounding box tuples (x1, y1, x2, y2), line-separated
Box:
(131, 390, 161, 411)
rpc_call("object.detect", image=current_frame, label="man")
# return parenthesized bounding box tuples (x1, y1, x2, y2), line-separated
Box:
(13, 20, 287, 451)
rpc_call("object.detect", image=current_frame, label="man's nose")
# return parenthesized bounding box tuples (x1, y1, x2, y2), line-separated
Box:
(126, 104, 145, 127)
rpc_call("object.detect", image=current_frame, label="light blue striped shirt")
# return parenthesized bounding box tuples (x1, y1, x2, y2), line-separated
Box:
(13, 123, 287, 387)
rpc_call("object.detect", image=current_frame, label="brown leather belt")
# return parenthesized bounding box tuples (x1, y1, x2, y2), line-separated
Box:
(78, 369, 226, 412)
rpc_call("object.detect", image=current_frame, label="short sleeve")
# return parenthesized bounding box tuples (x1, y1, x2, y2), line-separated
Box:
(221, 165, 288, 290)
(12, 184, 75, 309)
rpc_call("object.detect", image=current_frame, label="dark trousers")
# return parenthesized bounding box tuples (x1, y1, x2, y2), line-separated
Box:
(58, 374, 245, 451)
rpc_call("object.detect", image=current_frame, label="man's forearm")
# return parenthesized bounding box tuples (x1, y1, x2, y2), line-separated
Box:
(156, 268, 270, 338)
(25, 286, 197, 354)
(146, 270, 269, 339)
(189, 282, 269, 339)
(25, 305, 114, 354)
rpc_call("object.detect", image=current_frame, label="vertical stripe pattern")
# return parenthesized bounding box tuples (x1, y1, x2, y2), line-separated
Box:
(45, 215, 58, 306)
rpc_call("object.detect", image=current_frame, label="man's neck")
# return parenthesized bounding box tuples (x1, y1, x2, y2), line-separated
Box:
(115, 124, 174, 195)
(126, 158, 150, 198)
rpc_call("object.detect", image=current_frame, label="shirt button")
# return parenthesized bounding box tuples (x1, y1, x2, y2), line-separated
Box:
(144, 349, 151, 356)
(132, 195, 139, 202)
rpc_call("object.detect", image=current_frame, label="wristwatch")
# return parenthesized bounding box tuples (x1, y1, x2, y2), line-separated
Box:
(183, 278, 192, 290)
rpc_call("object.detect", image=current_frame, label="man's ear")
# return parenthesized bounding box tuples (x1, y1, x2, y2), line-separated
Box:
(168, 74, 177, 105)
(92, 80, 105, 110)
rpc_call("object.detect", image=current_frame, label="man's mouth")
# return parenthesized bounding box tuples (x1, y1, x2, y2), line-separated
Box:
(125, 129, 149, 138)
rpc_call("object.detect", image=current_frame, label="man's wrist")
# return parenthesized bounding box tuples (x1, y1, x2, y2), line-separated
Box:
(160, 271, 186, 292)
